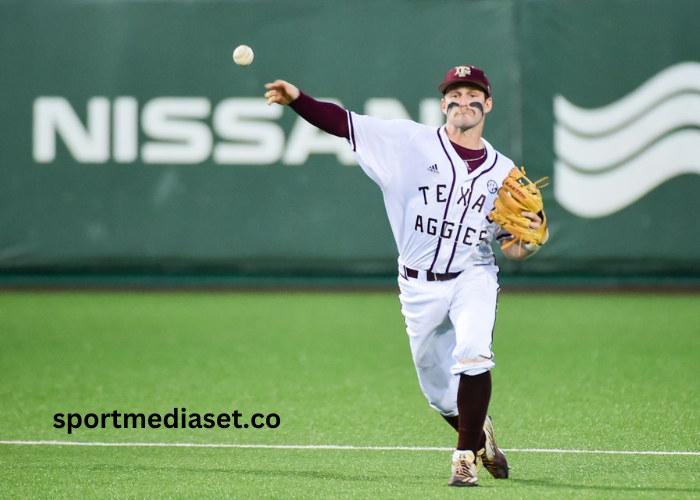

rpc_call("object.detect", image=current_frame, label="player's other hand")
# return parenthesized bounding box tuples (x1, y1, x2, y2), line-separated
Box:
(522, 211, 542, 230)
(264, 80, 300, 105)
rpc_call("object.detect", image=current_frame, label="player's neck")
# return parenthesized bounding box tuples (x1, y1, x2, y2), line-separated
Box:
(445, 123, 484, 150)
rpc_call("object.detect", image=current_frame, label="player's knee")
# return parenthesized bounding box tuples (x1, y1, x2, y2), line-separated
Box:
(412, 350, 440, 370)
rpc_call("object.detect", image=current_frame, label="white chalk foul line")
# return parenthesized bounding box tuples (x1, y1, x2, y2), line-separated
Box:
(0, 441, 698, 456)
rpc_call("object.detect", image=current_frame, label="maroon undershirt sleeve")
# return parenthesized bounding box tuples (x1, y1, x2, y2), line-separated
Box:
(288, 92, 487, 172)
(289, 91, 350, 140)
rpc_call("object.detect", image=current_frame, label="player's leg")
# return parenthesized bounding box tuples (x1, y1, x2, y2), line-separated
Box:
(398, 276, 459, 417)
(448, 265, 508, 480)
(449, 266, 498, 379)
(442, 414, 459, 431)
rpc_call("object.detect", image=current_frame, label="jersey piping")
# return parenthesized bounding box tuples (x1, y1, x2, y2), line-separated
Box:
(445, 153, 499, 273)
(430, 128, 458, 273)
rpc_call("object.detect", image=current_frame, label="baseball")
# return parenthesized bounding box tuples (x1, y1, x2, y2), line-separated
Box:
(233, 45, 254, 66)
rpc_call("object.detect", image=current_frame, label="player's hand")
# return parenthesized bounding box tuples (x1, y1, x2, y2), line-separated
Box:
(264, 80, 300, 106)
(522, 211, 542, 230)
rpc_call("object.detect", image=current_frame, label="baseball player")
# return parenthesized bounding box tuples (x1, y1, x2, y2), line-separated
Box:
(265, 65, 548, 487)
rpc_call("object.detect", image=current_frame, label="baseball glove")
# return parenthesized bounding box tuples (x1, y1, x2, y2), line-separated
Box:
(489, 167, 549, 250)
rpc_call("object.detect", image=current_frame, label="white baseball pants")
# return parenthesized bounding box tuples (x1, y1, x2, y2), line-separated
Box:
(398, 264, 499, 416)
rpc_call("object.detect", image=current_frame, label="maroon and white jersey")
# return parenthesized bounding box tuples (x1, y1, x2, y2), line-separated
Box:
(347, 112, 515, 273)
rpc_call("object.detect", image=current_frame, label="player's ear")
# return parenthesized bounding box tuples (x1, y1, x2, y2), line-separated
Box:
(483, 97, 493, 114)
(440, 97, 447, 116)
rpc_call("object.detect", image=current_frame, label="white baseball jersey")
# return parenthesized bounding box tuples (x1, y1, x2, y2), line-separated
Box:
(346, 111, 514, 415)
(346, 112, 515, 273)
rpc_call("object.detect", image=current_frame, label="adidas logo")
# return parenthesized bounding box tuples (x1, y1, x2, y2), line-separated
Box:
(427, 164, 439, 174)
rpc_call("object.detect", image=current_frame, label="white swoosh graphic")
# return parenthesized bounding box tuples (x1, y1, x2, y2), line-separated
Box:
(554, 62, 700, 135)
(555, 93, 700, 170)
(555, 130, 700, 218)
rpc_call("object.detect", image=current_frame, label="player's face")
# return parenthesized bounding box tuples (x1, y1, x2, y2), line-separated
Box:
(441, 85, 492, 130)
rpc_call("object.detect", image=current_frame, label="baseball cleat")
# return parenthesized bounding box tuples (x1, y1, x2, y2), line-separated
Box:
(448, 450, 478, 487)
(477, 415, 509, 479)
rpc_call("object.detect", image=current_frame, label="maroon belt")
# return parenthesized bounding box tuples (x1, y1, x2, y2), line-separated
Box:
(404, 266, 462, 282)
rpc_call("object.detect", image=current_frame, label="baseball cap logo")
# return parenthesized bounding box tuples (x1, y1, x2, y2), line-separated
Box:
(438, 65, 491, 96)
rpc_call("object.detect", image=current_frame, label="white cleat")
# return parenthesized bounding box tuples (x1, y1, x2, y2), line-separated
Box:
(448, 449, 478, 487)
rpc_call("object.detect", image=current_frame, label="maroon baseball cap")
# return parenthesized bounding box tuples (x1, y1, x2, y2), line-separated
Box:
(438, 65, 491, 96)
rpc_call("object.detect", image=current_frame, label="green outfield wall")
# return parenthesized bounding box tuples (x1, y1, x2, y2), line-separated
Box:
(1, 0, 698, 280)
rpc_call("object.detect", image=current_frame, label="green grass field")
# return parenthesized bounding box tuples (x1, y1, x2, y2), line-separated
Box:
(0, 291, 698, 499)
